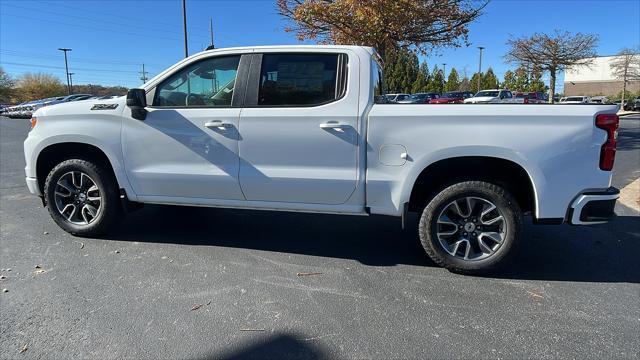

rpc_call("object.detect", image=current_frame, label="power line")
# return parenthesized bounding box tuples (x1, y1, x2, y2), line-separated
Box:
(0, 49, 162, 68)
(0, 61, 142, 74)
(2, 12, 188, 42)
(2, 2, 211, 41)
(37, 0, 212, 33)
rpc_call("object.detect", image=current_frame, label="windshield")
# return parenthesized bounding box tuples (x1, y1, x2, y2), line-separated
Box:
(565, 97, 584, 101)
(475, 91, 499, 97)
(396, 95, 410, 101)
(442, 92, 462, 98)
(411, 94, 427, 99)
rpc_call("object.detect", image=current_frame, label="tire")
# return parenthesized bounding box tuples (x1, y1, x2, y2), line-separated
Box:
(43, 159, 121, 237)
(418, 181, 522, 274)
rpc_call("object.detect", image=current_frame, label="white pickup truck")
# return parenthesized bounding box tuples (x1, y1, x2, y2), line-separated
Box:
(24, 45, 620, 274)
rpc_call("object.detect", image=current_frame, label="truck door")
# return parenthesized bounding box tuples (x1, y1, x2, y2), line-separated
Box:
(122, 54, 248, 201)
(238, 52, 359, 205)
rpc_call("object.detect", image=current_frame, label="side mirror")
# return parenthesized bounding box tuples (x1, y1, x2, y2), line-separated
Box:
(126, 88, 147, 120)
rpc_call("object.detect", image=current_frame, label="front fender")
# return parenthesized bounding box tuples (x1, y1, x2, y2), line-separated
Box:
(24, 113, 137, 201)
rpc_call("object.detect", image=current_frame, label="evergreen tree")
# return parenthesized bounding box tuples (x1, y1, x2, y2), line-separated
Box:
(445, 68, 460, 92)
(412, 61, 429, 93)
(403, 52, 420, 93)
(528, 66, 546, 92)
(481, 68, 499, 89)
(470, 72, 482, 92)
(502, 70, 516, 90)
(427, 65, 444, 93)
(514, 66, 529, 91)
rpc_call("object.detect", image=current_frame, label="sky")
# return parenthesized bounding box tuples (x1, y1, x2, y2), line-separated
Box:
(1, 0, 639, 92)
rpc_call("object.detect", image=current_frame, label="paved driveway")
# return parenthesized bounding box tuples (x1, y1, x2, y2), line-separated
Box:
(1, 116, 638, 359)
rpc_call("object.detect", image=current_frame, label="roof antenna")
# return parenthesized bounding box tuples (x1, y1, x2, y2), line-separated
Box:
(206, 18, 215, 50)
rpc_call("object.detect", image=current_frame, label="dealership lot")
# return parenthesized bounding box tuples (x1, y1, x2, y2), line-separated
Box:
(1, 116, 638, 359)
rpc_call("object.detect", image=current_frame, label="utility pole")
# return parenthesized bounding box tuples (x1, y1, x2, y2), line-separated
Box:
(68, 73, 74, 94)
(182, 0, 188, 58)
(139, 63, 149, 84)
(58, 48, 72, 95)
(477, 46, 485, 92)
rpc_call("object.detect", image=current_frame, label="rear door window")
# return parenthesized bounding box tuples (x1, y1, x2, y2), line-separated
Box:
(257, 53, 346, 106)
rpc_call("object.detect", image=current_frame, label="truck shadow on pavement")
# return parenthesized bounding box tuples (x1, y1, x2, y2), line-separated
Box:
(194, 333, 330, 360)
(108, 204, 640, 283)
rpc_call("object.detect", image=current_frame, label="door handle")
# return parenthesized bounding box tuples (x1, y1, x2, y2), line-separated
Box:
(319, 122, 347, 130)
(204, 120, 230, 130)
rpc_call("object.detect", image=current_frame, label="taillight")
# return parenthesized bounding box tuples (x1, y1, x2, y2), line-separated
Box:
(523, 98, 529, 104)
(595, 114, 618, 171)
(30, 117, 37, 130)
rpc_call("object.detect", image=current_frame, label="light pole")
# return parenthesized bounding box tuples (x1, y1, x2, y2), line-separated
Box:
(477, 46, 484, 92)
(58, 48, 72, 95)
(182, 0, 189, 58)
(68, 73, 74, 94)
(442, 63, 447, 91)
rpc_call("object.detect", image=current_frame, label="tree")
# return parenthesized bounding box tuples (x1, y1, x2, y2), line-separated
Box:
(527, 66, 546, 92)
(15, 73, 65, 103)
(427, 65, 444, 93)
(412, 61, 430, 93)
(458, 76, 471, 91)
(402, 52, 419, 93)
(445, 68, 460, 92)
(470, 72, 482, 92)
(514, 66, 529, 91)
(481, 68, 498, 89)
(502, 70, 516, 90)
(277, 0, 488, 60)
(610, 47, 640, 107)
(0, 67, 15, 103)
(505, 30, 598, 103)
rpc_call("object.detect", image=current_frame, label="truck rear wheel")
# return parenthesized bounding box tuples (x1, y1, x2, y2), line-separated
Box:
(43, 159, 121, 237)
(418, 181, 522, 274)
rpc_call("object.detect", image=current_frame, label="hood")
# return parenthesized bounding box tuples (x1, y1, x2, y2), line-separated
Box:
(34, 96, 125, 117)
(464, 96, 496, 103)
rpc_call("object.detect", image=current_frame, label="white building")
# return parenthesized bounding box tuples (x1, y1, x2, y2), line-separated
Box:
(564, 55, 639, 97)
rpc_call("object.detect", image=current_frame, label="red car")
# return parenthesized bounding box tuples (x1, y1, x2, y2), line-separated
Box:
(514, 92, 546, 104)
(429, 91, 466, 104)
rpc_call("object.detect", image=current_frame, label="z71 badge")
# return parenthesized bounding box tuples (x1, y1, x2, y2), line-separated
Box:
(90, 103, 119, 110)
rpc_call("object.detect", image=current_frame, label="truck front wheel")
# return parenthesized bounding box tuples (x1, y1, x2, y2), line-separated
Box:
(418, 181, 522, 274)
(43, 159, 121, 237)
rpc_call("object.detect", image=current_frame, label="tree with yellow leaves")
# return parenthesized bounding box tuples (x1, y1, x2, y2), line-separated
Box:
(277, 0, 487, 60)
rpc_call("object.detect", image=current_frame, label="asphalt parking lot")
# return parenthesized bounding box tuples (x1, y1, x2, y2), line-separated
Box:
(1, 115, 639, 359)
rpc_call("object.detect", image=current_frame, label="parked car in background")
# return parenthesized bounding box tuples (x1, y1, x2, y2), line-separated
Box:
(634, 96, 640, 111)
(464, 89, 513, 104)
(398, 92, 440, 104)
(429, 91, 465, 104)
(386, 93, 411, 103)
(514, 92, 546, 104)
(559, 96, 590, 104)
(590, 96, 610, 104)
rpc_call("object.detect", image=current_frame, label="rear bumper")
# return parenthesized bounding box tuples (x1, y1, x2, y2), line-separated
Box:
(568, 187, 619, 225)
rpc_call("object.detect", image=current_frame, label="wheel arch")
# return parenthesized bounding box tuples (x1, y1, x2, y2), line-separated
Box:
(403, 151, 540, 218)
(35, 140, 132, 199)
